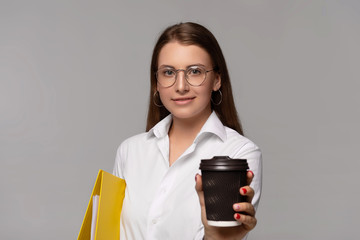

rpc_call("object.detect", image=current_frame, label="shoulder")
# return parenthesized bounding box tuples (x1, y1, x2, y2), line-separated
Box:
(224, 126, 261, 158)
(117, 132, 150, 151)
(225, 126, 259, 149)
(121, 132, 149, 144)
(113, 132, 150, 177)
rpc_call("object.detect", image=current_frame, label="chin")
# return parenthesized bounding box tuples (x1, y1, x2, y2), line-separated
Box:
(168, 107, 212, 121)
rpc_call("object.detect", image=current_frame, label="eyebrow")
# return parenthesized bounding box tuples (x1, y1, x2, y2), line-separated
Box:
(158, 63, 206, 69)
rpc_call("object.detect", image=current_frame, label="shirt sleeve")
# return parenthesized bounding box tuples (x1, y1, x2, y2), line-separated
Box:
(112, 142, 125, 179)
(233, 141, 262, 211)
(233, 141, 262, 240)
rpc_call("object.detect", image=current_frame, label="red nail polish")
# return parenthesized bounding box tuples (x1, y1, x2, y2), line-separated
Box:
(235, 213, 241, 220)
(242, 188, 247, 194)
(249, 170, 254, 177)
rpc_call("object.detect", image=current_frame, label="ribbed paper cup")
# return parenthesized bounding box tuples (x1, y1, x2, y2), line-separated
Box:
(199, 156, 249, 227)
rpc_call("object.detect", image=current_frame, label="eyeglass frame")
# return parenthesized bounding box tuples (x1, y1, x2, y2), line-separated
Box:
(155, 65, 216, 88)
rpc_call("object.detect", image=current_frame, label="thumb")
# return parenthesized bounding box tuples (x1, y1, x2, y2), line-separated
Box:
(195, 174, 205, 210)
(195, 174, 207, 222)
(195, 173, 204, 206)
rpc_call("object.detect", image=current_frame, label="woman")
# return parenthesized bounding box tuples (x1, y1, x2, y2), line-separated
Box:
(113, 22, 262, 240)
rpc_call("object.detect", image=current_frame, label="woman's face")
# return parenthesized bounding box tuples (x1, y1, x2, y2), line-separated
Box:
(157, 42, 221, 122)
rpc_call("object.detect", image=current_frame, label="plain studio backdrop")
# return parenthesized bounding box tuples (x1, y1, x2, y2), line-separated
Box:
(1, 0, 359, 239)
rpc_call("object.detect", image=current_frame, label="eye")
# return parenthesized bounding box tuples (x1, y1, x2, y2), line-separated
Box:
(187, 67, 204, 76)
(162, 69, 175, 77)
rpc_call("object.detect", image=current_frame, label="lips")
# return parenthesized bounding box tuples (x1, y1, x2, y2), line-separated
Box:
(172, 97, 196, 104)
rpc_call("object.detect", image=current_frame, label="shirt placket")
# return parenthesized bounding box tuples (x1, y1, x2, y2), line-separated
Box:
(145, 135, 170, 239)
(146, 168, 177, 239)
(146, 133, 199, 239)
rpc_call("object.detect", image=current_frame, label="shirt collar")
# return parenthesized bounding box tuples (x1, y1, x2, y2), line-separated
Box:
(147, 114, 173, 139)
(147, 111, 227, 142)
(195, 111, 227, 142)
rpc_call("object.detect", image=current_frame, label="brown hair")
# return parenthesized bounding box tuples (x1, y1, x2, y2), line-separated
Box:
(146, 22, 243, 135)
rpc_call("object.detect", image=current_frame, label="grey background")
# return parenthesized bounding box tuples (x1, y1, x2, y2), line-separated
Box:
(1, 0, 359, 239)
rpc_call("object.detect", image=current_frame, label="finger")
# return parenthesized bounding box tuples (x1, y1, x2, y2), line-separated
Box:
(195, 174, 204, 205)
(240, 186, 254, 202)
(246, 170, 254, 186)
(195, 174, 206, 210)
(195, 174, 208, 225)
(234, 213, 257, 231)
(233, 202, 255, 216)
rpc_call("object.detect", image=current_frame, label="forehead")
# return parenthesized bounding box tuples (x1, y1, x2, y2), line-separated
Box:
(158, 42, 212, 67)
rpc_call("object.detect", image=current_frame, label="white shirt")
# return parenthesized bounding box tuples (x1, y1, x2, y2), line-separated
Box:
(113, 111, 262, 240)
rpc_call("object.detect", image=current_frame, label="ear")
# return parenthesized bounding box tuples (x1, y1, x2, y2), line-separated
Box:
(212, 73, 221, 91)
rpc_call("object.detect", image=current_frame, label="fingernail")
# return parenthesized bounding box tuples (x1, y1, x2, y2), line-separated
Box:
(249, 170, 254, 177)
(195, 174, 198, 182)
(242, 188, 247, 194)
(235, 213, 241, 220)
(234, 204, 240, 211)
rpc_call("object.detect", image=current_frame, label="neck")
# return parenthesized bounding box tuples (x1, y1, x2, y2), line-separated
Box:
(169, 110, 212, 140)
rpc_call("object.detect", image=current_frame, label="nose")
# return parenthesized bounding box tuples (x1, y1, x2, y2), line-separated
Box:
(175, 70, 189, 93)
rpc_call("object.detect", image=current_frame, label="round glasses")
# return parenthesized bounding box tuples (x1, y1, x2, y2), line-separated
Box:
(156, 65, 214, 87)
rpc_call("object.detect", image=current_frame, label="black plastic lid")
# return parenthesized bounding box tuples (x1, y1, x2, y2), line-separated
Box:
(199, 156, 248, 171)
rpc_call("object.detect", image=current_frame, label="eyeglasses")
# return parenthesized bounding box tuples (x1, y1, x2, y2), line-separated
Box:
(156, 65, 214, 87)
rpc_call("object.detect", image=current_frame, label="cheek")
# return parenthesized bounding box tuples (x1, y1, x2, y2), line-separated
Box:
(194, 87, 213, 102)
(158, 88, 169, 102)
(202, 81, 216, 97)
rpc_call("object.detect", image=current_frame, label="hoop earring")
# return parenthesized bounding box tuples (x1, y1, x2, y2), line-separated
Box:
(211, 90, 222, 106)
(153, 91, 163, 107)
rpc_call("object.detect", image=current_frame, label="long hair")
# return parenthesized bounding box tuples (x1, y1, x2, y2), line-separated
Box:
(146, 22, 243, 135)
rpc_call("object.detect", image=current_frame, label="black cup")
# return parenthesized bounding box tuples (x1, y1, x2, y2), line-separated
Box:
(199, 156, 249, 227)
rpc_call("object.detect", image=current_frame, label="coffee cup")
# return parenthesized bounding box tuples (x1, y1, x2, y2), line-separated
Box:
(199, 156, 249, 227)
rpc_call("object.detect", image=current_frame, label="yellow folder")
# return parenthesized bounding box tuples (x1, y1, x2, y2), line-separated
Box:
(78, 169, 126, 240)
